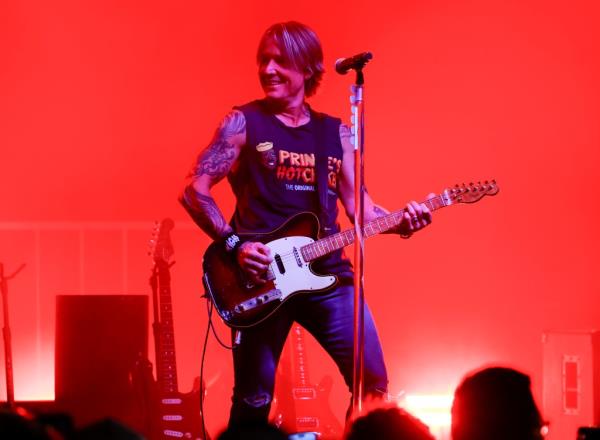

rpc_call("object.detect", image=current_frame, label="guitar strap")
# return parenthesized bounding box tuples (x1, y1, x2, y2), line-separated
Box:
(312, 111, 337, 236)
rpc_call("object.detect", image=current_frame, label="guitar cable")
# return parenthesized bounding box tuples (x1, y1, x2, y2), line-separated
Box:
(205, 297, 235, 350)
(199, 297, 211, 440)
(199, 296, 236, 439)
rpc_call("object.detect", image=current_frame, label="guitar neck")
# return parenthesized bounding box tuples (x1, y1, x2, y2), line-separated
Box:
(156, 266, 179, 394)
(301, 193, 451, 262)
(291, 324, 311, 387)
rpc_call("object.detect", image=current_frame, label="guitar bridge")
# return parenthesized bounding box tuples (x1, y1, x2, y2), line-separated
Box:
(232, 289, 283, 315)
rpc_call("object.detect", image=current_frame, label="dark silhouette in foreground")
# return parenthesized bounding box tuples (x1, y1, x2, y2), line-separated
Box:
(452, 366, 544, 440)
(345, 406, 435, 440)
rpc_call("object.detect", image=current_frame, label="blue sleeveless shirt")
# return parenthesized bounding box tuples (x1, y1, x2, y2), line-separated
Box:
(229, 100, 352, 280)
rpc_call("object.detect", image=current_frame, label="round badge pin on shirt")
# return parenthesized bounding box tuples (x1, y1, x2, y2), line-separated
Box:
(256, 142, 277, 169)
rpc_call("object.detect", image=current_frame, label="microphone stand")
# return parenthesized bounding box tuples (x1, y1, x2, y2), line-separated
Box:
(350, 67, 366, 416)
(1, 262, 26, 408)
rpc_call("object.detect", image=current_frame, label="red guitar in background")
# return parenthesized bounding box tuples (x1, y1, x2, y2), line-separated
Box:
(272, 323, 343, 439)
(147, 219, 208, 440)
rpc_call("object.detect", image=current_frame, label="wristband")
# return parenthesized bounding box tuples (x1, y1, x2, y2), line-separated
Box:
(223, 233, 242, 253)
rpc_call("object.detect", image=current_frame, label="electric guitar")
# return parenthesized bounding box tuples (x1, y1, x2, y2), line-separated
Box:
(149, 219, 207, 440)
(203, 181, 499, 328)
(272, 324, 343, 439)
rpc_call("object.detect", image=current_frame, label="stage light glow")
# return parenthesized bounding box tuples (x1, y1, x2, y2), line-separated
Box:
(400, 394, 454, 440)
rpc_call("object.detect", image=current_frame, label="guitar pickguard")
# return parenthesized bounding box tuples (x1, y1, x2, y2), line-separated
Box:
(267, 236, 336, 300)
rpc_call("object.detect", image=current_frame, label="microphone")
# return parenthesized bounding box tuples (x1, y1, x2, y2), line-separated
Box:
(335, 52, 373, 75)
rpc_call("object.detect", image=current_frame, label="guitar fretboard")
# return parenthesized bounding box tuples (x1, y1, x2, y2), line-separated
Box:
(292, 324, 310, 387)
(300, 193, 450, 262)
(156, 265, 179, 395)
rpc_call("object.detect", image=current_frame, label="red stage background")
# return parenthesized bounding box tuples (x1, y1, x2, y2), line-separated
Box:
(1, 0, 599, 435)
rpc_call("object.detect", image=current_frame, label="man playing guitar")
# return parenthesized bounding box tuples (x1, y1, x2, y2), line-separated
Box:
(180, 21, 432, 427)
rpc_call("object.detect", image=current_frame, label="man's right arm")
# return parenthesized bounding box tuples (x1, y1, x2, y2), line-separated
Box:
(180, 110, 246, 240)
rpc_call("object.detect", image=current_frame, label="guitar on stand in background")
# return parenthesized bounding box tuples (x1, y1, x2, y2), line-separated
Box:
(145, 218, 208, 440)
(272, 323, 343, 440)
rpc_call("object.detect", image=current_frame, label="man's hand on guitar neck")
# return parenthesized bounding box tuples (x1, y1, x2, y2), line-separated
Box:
(398, 199, 433, 238)
(237, 241, 274, 285)
(376, 195, 435, 238)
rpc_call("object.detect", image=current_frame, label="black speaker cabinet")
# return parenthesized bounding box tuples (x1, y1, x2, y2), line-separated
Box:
(55, 295, 148, 426)
(543, 331, 600, 440)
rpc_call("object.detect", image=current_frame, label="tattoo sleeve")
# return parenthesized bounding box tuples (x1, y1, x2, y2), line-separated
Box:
(181, 187, 232, 240)
(373, 205, 387, 217)
(339, 123, 352, 140)
(192, 110, 245, 179)
(180, 110, 245, 240)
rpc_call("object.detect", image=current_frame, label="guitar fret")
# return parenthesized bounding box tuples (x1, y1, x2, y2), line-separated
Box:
(299, 193, 457, 263)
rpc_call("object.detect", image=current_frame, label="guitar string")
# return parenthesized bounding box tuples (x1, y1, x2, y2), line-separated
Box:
(269, 188, 493, 266)
(251, 189, 493, 274)
(267, 210, 418, 266)
(267, 197, 445, 265)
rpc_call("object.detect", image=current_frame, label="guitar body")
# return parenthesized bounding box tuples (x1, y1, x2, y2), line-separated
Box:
(148, 377, 206, 440)
(272, 325, 343, 440)
(275, 377, 343, 439)
(203, 212, 337, 328)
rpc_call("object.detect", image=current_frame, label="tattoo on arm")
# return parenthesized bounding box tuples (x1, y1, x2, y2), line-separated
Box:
(217, 110, 246, 139)
(192, 110, 245, 179)
(373, 205, 387, 218)
(339, 123, 352, 140)
(182, 110, 245, 239)
(182, 187, 232, 240)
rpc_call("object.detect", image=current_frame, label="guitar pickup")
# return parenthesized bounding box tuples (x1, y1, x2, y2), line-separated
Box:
(293, 247, 302, 267)
(297, 418, 319, 429)
(274, 254, 285, 274)
(232, 289, 282, 315)
(292, 387, 317, 400)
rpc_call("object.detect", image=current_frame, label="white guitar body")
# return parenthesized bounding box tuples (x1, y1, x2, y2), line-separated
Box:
(266, 236, 337, 300)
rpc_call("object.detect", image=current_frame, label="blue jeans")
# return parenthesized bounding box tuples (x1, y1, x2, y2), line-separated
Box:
(228, 284, 388, 425)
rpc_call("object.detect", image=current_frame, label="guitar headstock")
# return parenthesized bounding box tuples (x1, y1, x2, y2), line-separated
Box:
(148, 218, 175, 265)
(445, 180, 499, 204)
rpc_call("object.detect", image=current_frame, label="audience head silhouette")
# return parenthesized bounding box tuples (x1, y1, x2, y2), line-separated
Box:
(217, 420, 288, 440)
(345, 406, 435, 440)
(452, 366, 544, 440)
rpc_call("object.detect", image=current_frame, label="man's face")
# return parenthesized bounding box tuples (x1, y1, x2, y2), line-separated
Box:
(258, 38, 307, 104)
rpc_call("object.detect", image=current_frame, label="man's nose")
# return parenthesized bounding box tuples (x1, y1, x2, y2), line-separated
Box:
(261, 59, 278, 74)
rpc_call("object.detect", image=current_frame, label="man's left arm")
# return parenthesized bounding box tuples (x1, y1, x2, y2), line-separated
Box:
(336, 123, 432, 237)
